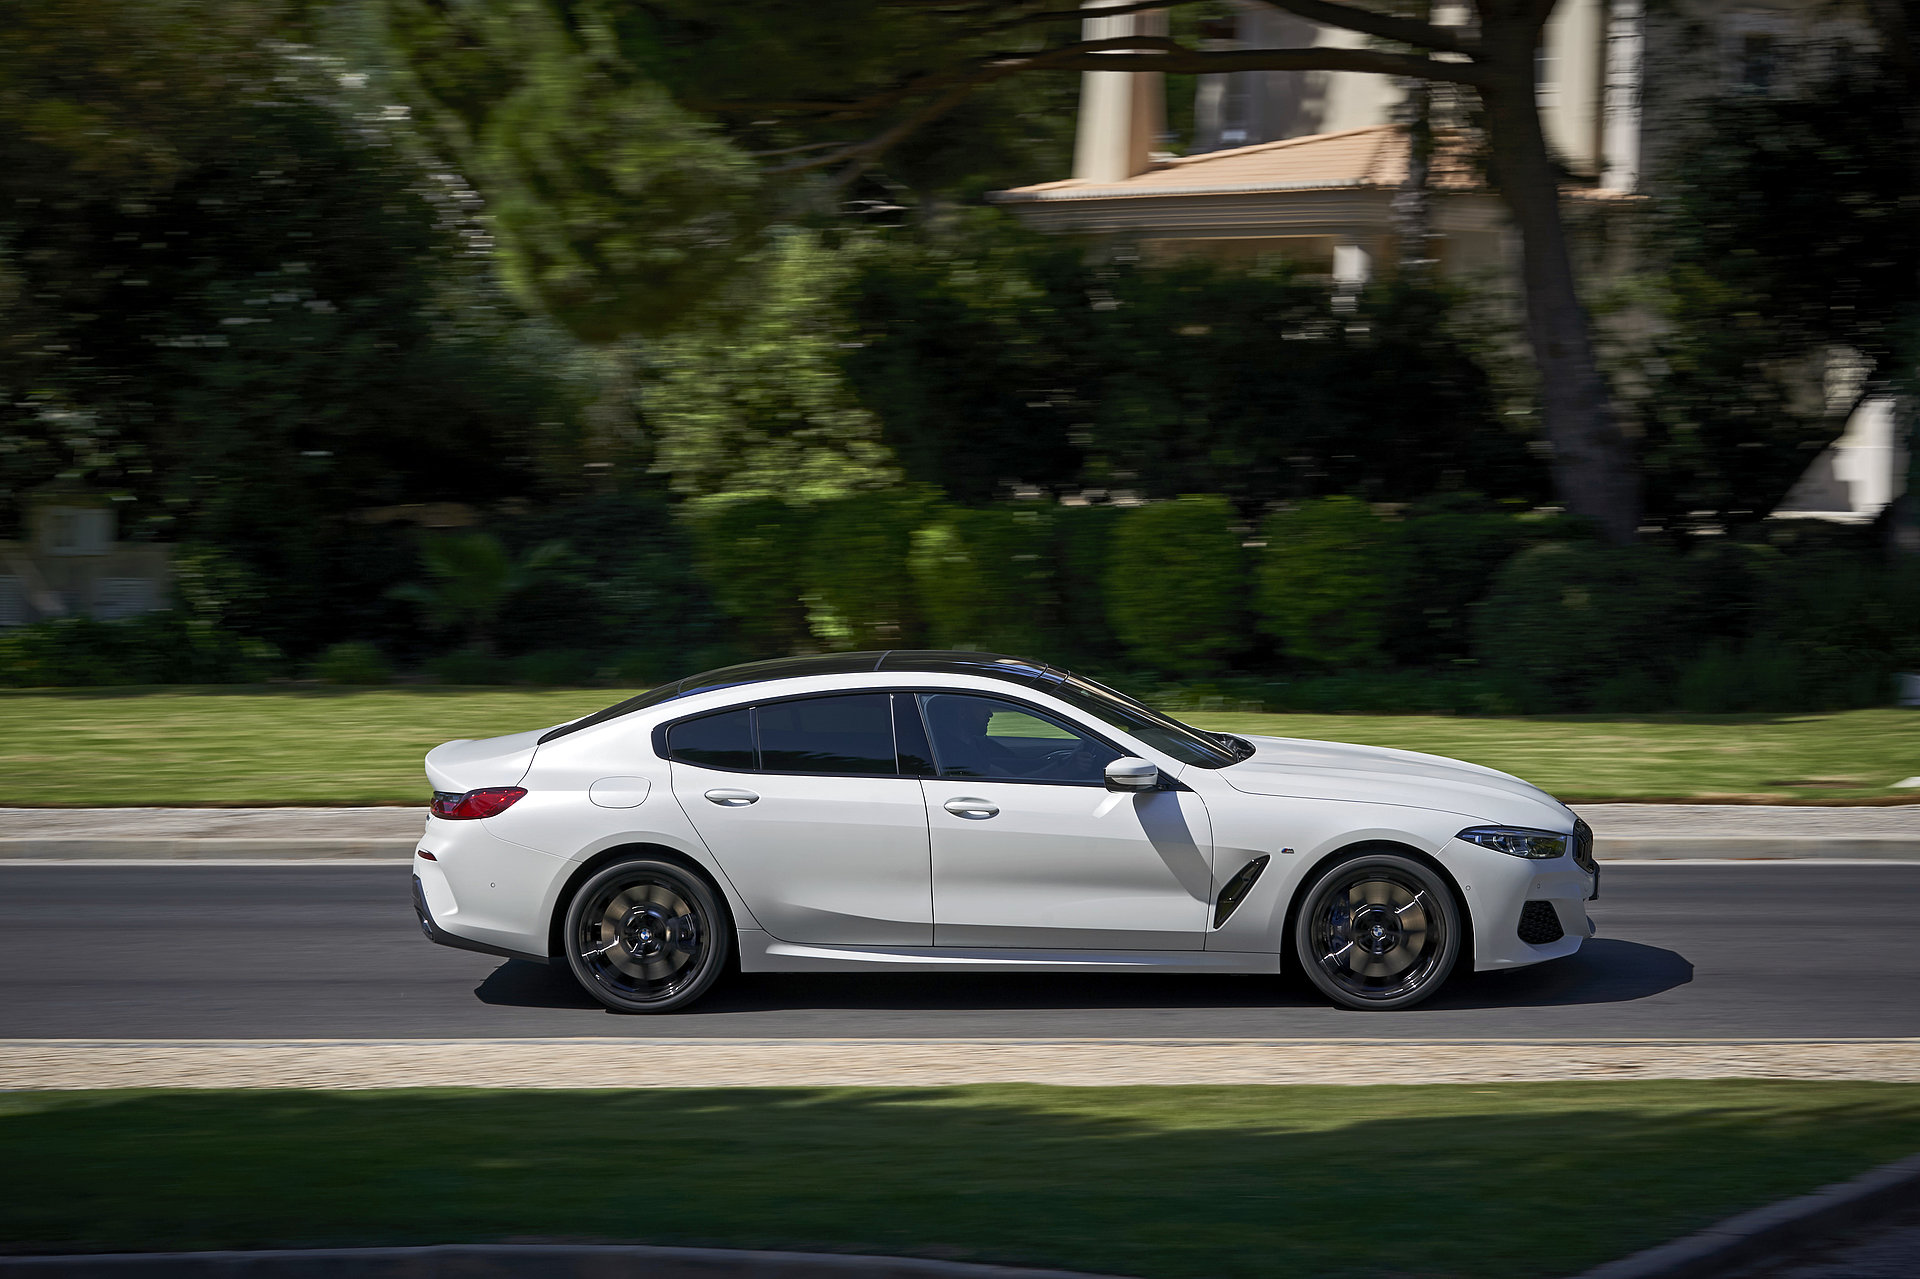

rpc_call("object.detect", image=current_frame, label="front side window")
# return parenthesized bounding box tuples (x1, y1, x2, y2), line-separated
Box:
(756, 694, 896, 776)
(919, 693, 1121, 785)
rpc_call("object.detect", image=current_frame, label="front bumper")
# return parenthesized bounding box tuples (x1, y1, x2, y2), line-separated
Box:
(1449, 836, 1597, 971)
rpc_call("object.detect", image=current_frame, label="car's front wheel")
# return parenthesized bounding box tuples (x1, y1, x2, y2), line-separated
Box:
(1293, 852, 1461, 1011)
(564, 857, 730, 1013)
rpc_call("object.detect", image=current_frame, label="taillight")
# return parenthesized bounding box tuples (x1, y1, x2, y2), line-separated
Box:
(430, 787, 527, 820)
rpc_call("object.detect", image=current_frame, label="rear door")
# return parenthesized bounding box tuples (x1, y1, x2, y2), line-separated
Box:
(913, 692, 1213, 950)
(667, 693, 932, 946)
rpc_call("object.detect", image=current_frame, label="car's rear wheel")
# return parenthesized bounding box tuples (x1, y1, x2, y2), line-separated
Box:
(1293, 852, 1461, 1011)
(564, 857, 729, 1013)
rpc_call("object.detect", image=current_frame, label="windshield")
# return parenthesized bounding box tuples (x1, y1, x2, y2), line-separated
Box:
(1046, 673, 1247, 769)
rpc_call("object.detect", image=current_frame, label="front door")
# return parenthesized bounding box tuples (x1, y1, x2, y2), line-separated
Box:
(914, 692, 1213, 950)
(668, 694, 932, 946)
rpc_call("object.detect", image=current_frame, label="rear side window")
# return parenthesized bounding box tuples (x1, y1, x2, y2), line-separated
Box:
(666, 708, 755, 770)
(757, 694, 895, 775)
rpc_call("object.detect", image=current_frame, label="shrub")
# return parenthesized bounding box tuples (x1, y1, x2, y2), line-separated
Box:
(497, 492, 734, 672)
(910, 504, 1057, 656)
(1105, 495, 1247, 676)
(1255, 497, 1393, 667)
(683, 496, 813, 656)
(0, 613, 282, 687)
(1472, 542, 1699, 711)
(510, 649, 602, 686)
(1052, 503, 1123, 664)
(1672, 638, 1888, 713)
(1383, 496, 1549, 664)
(803, 487, 941, 650)
(310, 641, 392, 685)
(423, 648, 515, 685)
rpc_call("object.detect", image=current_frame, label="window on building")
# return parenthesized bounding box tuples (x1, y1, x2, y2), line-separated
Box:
(94, 578, 157, 621)
(42, 507, 112, 556)
(0, 577, 25, 628)
(1740, 33, 1777, 92)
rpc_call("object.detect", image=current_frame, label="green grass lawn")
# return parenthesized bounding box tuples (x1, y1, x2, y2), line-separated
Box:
(4, 1082, 1918, 1276)
(6, 685, 1920, 805)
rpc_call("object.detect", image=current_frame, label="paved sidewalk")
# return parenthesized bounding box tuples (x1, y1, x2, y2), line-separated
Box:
(5, 1037, 1919, 1089)
(4, 804, 1920, 860)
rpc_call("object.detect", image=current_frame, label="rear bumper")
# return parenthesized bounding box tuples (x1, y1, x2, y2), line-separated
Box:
(412, 872, 549, 964)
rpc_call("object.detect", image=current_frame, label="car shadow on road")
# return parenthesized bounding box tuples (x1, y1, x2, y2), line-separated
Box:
(1428, 939, 1693, 1010)
(472, 937, 1691, 1015)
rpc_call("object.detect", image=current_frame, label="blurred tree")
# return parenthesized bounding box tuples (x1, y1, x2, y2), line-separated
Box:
(390, 532, 568, 655)
(841, 228, 1541, 510)
(379, 0, 1639, 542)
(643, 233, 900, 501)
(1631, 55, 1920, 531)
(0, 1, 604, 655)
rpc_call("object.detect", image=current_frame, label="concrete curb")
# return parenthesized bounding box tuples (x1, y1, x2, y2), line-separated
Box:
(1572, 1151, 1920, 1279)
(4, 837, 1920, 862)
(0, 839, 416, 860)
(0, 1243, 1130, 1277)
(1595, 836, 1920, 860)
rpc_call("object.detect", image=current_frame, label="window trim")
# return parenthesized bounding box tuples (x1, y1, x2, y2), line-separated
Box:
(653, 685, 1166, 788)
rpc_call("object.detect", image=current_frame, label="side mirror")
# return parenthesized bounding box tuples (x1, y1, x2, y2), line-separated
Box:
(1105, 757, 1159, 793)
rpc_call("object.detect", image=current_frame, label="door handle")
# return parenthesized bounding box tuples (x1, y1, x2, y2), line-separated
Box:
(704, 788, 760, 807)
(943, 797, 999, 819)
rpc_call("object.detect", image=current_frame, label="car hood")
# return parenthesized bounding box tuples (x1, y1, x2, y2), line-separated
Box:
(1217, 734, 1575, 829)
(423, 728, 545, 794)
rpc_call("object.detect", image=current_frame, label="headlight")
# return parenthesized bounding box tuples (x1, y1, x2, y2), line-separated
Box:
(1456, 826, 1571, 859)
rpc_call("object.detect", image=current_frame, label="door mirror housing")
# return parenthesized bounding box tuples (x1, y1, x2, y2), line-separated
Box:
(1105, 757, 1159, 792)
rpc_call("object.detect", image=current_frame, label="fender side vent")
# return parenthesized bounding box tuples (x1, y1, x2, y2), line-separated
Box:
(1213, 855, 1272, 928)
(1518, 900, 1565, 945)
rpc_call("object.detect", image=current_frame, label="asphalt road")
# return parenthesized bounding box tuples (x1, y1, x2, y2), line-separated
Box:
(5, 862, 1917, 1040)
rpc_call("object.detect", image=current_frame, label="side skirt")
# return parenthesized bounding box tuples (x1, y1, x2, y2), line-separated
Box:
(738, 932, 1280, 975)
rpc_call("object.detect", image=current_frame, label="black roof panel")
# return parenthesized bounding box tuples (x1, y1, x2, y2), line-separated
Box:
(875, 650, 1055, 688)
(537, 650, 1055, 745)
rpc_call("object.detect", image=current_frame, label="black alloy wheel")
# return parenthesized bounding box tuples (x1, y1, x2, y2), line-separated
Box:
(1293, 852, 1461, 1011)
(564, 857, 730, 1013)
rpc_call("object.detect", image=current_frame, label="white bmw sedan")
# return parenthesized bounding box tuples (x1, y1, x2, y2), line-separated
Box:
(412, 651, 1597, 1013)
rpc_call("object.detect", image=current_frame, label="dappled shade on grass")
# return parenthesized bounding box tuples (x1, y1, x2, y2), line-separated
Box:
(4, 1082, 1920, 1278)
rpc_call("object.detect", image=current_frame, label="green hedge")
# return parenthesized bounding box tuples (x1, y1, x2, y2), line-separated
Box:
(910, 503, 1057, 654)
(1255, 496, 1392, 667)
(683, 496, 814, 657)
(1106, 495, 1248, 676)
(0, 613, 282, 688)
(803, 487, 940, 650)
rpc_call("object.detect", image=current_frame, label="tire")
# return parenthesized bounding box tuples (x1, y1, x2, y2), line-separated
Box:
(1292, 852, 1461, 1011)
(564, 857, 731, 1013)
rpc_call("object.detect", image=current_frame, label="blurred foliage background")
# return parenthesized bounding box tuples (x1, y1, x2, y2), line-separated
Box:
(3, 0, 1919, 714)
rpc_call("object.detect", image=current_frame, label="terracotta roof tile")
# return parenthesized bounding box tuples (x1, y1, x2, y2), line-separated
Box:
(995, 124, 1484, 202)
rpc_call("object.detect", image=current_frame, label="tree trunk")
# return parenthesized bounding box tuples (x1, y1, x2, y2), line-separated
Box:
(1392, 1, 1436, 274)
(1473, 3, 1641, 543)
